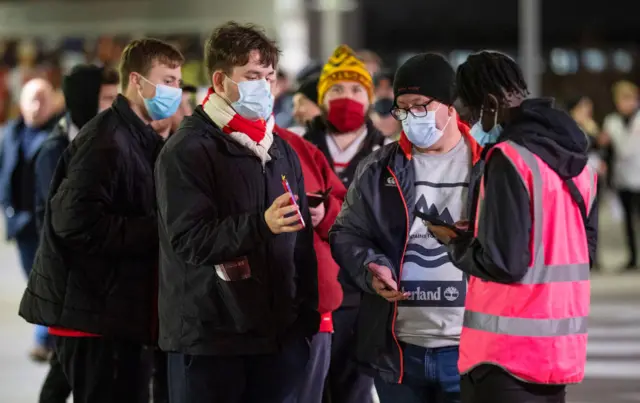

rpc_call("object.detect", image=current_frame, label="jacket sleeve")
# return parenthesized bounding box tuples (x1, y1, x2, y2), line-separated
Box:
(312, 145, 347, 240)
(50, 141, 158, 256)
(447, 150, 531, 283)
(155, 138, 273, 267)
(34, 139, 66, 234)
(291, 153, 319, 312)
(329, 164, 393, 294)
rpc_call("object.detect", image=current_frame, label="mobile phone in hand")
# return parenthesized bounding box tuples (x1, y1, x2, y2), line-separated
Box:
(306, 187, 333, 208)
(414, 210, 466, 237)
(307, 193, 327, 208)
(281, 175, 305, 228)
(367, 264, 398, 291)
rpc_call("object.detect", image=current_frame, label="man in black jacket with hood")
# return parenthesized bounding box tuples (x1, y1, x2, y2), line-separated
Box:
(19, 39, 184, 403)
(34, 64, 119, 403)
(428, 51, 598, 403)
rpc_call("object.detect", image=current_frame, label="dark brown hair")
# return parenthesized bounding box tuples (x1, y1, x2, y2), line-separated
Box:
(118, 38, 184, 91)
(101, 67, 120, 86)
(204, 21, 280, 80)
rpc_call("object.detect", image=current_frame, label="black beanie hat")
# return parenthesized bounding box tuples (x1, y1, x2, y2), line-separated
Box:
(295, 75, 320, 106)
(393, 53, 455, 105)
(62, 64, 104, 129)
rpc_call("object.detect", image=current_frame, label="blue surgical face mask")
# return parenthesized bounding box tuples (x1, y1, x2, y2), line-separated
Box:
(470, 109, 503, 146)
(139, 76, 182, 121)
(227, 77, 274, 121)
(401, 105, 451, 149)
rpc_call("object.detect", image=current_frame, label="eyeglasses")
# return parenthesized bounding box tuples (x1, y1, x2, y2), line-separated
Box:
(390, 99, 436, 121)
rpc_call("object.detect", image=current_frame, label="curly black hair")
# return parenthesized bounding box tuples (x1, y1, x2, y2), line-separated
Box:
(456, 51, 529, 110)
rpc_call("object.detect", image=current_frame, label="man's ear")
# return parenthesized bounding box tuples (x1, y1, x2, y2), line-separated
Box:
(484, 93, 499, 112)
(211, 70, 225, 93)
(129, 72, 141, 92)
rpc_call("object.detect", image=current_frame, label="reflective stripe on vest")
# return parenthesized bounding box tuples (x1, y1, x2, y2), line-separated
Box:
(460, 140, 594, 384)
(464, 310, 588, 337)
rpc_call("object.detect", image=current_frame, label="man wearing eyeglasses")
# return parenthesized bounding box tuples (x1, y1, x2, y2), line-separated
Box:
(329, 53, 481, 403)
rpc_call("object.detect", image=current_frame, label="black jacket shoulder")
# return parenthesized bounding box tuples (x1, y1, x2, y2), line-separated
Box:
(34, 120, 70, 234)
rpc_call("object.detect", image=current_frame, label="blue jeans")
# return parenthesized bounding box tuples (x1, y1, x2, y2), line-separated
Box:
(375, 344, 461, 403)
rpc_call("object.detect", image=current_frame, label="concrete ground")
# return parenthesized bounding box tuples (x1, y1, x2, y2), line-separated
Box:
(0, 195, 638, 402)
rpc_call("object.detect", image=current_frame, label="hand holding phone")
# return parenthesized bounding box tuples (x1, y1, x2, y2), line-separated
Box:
(367, 263, 410, 302)
(264, 193, 304, 234)
(414, 210, 466, 237)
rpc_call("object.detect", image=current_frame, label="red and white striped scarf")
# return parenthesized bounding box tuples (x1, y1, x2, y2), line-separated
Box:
(202, 88, 274, 165)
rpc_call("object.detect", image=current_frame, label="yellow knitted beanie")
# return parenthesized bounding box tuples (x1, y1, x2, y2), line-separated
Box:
(317, 44, 373, 105)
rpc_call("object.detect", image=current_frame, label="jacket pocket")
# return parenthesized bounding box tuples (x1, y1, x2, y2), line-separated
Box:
(213, 259, 270, 333)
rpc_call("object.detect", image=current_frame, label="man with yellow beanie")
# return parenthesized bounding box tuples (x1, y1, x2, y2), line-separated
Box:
(304, 44, 385, 188)
(304, 44, 384, 403)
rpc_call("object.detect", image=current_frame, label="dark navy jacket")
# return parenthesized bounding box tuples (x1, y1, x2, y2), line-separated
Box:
(329, 124, 481, 383)
(0, 115, 60, 239)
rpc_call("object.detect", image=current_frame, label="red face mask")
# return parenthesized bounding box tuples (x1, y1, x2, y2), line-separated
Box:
(327, 98, 366, 133)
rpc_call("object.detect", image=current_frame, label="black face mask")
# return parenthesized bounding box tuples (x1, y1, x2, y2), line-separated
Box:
(373, 97, 394, 117)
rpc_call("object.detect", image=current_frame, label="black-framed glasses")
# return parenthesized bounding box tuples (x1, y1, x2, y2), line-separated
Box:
(390, 99, 436, 121)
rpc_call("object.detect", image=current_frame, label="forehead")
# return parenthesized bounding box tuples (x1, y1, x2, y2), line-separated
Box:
(395, 94, 431, 108)
(235, 49, 274, 74)
(148, 60, 181, 75)
(21, 82, 50, 101)
(330, 81, 366, 91)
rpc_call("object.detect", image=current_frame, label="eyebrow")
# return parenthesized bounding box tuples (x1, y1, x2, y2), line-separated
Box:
(246, 70, 264, 75)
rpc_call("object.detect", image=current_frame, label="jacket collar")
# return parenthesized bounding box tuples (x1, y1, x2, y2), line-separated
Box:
(111, 94, 162, 153)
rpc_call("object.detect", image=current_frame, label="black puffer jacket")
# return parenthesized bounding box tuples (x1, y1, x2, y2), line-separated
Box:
(329, 128, 482, 383)
(19, 95, 163, 344)
(155, 107, 319, 356)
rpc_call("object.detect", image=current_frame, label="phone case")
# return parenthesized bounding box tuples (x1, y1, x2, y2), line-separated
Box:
(281, 175, 306, 228)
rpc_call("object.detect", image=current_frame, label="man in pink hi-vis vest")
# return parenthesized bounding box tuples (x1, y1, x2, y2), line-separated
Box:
(426, 51, 597, 403)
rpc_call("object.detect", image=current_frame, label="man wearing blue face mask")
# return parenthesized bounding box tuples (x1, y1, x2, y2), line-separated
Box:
(329, 53, 481, 403)
(155, 22, 319, 403)
(18, 38, 184, 403)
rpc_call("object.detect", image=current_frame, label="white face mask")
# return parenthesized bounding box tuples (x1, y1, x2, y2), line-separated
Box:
(227, 77, 274, 120)
(401, 105, 451, 148)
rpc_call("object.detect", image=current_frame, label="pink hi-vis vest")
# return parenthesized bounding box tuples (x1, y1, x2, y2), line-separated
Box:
(458, 140, 596, 385)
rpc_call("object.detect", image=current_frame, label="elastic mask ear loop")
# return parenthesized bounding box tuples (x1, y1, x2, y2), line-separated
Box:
(440, 105, 452, 131)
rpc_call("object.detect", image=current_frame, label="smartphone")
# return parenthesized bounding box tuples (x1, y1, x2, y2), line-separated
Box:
(367, 265, 398, 291)
(307, 193, 327, 208)
(281, 175, 306, 228)
(414, 210, 466, 237)
(306, 187, 333, 208)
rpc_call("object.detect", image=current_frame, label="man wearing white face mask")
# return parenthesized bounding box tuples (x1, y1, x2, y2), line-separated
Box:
(155, 22, 319, 403)
(329, 53, 482, 403)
